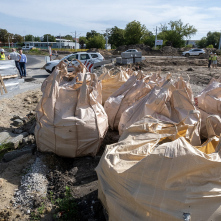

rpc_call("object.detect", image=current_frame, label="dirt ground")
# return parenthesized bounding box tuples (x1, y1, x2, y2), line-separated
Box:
(0, 56, 220, 221)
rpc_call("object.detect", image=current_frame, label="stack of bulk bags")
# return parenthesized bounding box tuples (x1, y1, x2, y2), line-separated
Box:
(104, 72, 171, 130)
(195, 77, 221, 138)
(96, 115, 221, 221)
(98, 67, 130, 104)
(35, 61, 108, 157)
(0, 60, 19, 93)
(118, 75, 200, 145)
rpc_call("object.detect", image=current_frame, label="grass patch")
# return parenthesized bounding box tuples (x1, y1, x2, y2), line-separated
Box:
(0, 143, 14, 160)
(51, 186, 78, 220)
(25, 50, 49, 56)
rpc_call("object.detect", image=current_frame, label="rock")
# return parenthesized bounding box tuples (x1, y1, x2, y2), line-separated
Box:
(0, 178, 3, 188)
(29, 122, 36, 135)
(3, 146, 34, 162)
(0, 131, 11, 144)
(13, 119, 23, 127)
(14, 128, 23, 134)
(26, 209, 30, 214)
(187, 67, 194, 71)
(24, 97, 31, 102)
(7, 132, 29, 149)
(11, 115, 22, 120)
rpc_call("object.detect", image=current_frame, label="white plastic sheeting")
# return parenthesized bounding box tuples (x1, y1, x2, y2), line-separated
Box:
(0, 60, 19, 93)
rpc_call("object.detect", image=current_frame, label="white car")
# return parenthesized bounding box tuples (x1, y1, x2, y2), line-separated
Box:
(125, 49, 138, 52)
(182, 49, 205, 57)
(22, 46, 34, 50)
(44, 52, 104, 73)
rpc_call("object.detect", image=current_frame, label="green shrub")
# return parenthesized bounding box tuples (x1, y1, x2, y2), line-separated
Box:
(186, 44, 192, 48)
(207, 44, 213, 48)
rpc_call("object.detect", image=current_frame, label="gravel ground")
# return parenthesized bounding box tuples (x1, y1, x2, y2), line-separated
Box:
(12, 155, 48, 214)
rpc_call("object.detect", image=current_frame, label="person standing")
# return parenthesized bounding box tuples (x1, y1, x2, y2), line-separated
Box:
(8, 48, 22, 77)
(212, 53, 218, 69)
(0, 49, 6, 60)
(19, 50, 27, 77)
(208, 52, 212, 68)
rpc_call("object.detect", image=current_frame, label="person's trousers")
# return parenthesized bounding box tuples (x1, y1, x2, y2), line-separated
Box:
(19, 62, 26, 77)
(208, 60, 211, 68)
(15, 61, 22, 76)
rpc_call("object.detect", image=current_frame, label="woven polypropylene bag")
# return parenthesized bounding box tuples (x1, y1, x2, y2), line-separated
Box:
(35, 63, 108, 157)
(96, 115, 221, 221)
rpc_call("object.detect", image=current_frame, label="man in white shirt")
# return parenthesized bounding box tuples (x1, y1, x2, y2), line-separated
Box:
(19, 50, 27, 77)
(8, 48, 22, 77)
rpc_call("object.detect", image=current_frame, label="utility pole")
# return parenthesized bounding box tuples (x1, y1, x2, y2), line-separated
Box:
(219, 31, 221, 50)
(75, 31, 77, 51)
(154, 26, 157, 49)
(71, 31, 81, 51)
(47, 35, 48, 47)
(8, 36, 10, 49)
(60, 33, 61, 49)
(105, 29, 108, 49)
(32, 36, 34, 47)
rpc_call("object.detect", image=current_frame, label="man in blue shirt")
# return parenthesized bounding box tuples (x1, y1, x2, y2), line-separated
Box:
(19, 50, 27, 77)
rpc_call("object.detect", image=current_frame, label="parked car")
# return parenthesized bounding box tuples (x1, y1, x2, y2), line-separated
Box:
(44, 52, 105, 73)
(22, 46, 34, 50)
(125, 49, 138, 52)
(182, 49, 205, 57)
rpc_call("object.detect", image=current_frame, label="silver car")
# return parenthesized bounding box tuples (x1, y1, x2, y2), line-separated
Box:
(44, 52, 104, 73)
(182, 49, 205, 57)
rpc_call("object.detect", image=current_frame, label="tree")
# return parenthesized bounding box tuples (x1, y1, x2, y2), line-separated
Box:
(0, 29, 10, 44)
(87, 34, 105, 49)
(42, 34, 56, 42)
(206, 32, 220, 48)
(86, 30, 98, 40)
(13, 34, 23, 43)
(79, 36, 87, 49)
(142, 32, 155, 47)
(64, 35, 73, 41)
(108, 26, 126, 48)
(197, 37, 207, 48)
(34, 36, 41, 42)
(158, 19, 197, 48)
(25, 34, 34, 41)
(124, 20, 147, 45)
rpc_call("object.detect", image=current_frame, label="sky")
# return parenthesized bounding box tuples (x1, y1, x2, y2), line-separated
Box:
(0, 0, 221, 40)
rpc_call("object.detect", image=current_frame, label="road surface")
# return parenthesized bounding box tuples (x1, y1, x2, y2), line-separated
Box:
(0, 54, 49, 100)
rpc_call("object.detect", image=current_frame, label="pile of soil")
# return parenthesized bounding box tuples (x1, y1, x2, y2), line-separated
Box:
(0, 88, 42, 133)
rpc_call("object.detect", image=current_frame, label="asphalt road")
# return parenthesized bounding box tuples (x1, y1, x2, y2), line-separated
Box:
(1, 53, 49, 100)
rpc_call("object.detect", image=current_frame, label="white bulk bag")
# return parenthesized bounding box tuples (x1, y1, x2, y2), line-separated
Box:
(104, 73, 171, 130)
(98, 67, 130, 104)
(35, 62, 108, 157)
(195, 77, 221, 138)
(96, 115, 221, 221)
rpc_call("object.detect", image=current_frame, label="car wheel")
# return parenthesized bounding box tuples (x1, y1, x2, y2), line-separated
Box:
(185, 53, 190, 57)
(51, 67, 55, 73)
(199, 53, 202, 56)
(45, 69, 52, 74)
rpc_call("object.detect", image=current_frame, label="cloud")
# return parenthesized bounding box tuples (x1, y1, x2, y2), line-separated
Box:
(0, 0, 220, 39)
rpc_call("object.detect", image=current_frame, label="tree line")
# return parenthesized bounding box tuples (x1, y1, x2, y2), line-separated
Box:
(2, 20, 218, 49)
(0, 29, 75, 45)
